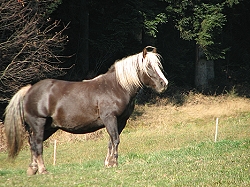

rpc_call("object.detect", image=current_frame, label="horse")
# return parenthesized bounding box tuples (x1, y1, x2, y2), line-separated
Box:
(4, 46, 168, 175)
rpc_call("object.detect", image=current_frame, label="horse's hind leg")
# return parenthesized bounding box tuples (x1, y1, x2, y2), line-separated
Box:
(26, 117, 48, 175)
(27, 132, 38, 176)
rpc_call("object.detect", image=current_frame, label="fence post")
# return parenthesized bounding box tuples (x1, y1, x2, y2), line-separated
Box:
(214, 118, 219, 142)
(53, 140, 57, 165)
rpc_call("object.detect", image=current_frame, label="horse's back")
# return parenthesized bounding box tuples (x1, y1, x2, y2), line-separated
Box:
(24, 79, 76, 115)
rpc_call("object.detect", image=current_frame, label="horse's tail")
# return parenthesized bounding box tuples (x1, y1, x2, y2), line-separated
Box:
(4, 84, 32, 158)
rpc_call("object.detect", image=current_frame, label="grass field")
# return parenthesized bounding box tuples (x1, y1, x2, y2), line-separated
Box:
(0, 93, 250, 186)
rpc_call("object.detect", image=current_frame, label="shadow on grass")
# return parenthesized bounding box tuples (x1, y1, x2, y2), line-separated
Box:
(130, 107, 144, 120)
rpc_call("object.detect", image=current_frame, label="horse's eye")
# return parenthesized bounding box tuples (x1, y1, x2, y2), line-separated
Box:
(147, 69, 156, 78)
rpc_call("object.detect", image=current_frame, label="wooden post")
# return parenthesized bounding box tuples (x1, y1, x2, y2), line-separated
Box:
(53, 140, 57, 165)
(214, 118, 219, 142)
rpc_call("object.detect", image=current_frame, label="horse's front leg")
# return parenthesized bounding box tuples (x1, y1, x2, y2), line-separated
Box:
(103, 115, 120, 167)
(104, 140, 113, 167)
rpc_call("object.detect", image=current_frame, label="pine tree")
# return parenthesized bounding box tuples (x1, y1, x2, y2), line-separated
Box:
(164, 0, 239, 88)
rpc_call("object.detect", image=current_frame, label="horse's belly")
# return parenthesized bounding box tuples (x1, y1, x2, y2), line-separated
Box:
(54, 117, 105, 134)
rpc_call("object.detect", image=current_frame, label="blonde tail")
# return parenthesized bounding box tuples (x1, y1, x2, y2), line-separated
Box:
(4, 85, 32, 158)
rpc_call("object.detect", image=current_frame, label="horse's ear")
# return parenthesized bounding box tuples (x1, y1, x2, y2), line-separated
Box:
(152, 47, 157, 53)
(143, 46, 157, 58)
(143, 47, 147, 58)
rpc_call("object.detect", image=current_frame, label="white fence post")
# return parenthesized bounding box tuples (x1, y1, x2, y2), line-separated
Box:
(53, 140, 57, 165)
(214, 118, 219, 142)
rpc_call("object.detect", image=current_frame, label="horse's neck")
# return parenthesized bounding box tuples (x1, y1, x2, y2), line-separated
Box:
(107, 70, 140, 97)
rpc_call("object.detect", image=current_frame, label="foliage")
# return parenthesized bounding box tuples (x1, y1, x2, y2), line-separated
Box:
(165, 0, 240, 60)
(44, 0, 63, 16)
(86, 0, 138, 74)
(0, 0, 249, 106)
(143, 12, 168, 37)
(81, 0, 248, 87)
(86, 0, 169, 74)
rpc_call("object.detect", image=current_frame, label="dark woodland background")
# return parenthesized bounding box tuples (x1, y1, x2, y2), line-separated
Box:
(1, 0, 250, 120)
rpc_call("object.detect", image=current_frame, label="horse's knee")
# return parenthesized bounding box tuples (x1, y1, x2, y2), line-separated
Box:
(112, 136, 120, 148)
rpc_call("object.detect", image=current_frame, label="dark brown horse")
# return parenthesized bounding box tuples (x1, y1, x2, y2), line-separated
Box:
(4, 46, 168, 175)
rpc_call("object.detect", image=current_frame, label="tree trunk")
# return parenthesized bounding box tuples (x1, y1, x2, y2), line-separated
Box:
(78, 0, 89, 77)
(195, 45, 215, 90)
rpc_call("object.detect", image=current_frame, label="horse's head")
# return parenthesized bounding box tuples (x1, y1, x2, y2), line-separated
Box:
(114, 47, 168, 94)
(139, 46, 168, 93)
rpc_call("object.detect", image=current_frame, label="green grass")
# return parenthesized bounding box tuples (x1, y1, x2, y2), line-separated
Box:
(0, 140, 249, 186)
(1, 100, 250, 186)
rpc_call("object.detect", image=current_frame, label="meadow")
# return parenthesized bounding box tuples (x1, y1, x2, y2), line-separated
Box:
(0, 93, 250, 186)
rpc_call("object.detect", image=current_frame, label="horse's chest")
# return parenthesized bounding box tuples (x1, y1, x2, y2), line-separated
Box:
(118, 99, 135, 119)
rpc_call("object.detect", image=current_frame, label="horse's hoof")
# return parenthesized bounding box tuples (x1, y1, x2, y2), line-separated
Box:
(39, 170, 49, 174)
(105, 155, 118, 168)
(105, 164, 118, 168)
(105, 161, 118, 168)
(27, 166, 38, 176)
(105, 164, 112, 168)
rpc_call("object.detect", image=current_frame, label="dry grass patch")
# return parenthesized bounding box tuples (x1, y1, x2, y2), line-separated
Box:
(119, 93, 250, 153)
(130, 93, 250, 127)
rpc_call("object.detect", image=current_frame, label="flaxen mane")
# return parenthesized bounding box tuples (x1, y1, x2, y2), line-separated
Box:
(114, 51, 163, 92)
